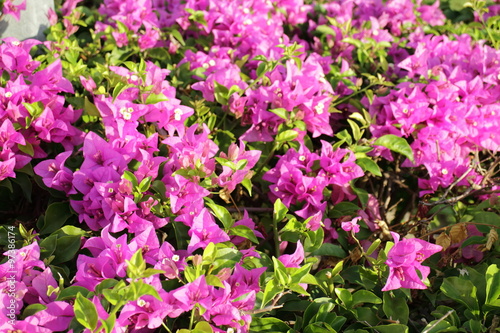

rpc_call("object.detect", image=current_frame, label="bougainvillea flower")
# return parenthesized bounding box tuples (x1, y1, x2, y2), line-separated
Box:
(382, 233, 442, 291)
(279, 241, 304, 268)
(172, 275, 213, 311)
(341, 217, 361, 233)
(24, 301, 74, 332)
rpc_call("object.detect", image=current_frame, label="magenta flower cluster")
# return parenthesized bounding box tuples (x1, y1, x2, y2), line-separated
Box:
(3, 0, 499, 331)
(264, 142, 364, 219)
(0, 38, 83, 182)
(370, 34, 500, 195)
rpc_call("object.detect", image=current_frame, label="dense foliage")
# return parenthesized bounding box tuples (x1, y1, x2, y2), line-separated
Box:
(1, 0, 500, 332)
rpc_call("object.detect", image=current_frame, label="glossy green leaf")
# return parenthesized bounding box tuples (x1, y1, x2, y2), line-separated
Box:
(383, 291, 409, 325)
(250, 317, 292, 333)
(21, 303, 47, 319)
(74, 293, 98, 330)
(40, 202, 73, 235)
(485, 264, 500, 307)
(205, 200, 233, 229)
(355, 157, 382, 177)
(351, 290, 382, 307)
(273, 198, 288, 223)
(229, 224, 259, 243)
(276, 129, 298, 142)
(262, 279, 284, 307)
(369, 324, 408, 333)
(311, 243, 347, 258)
(440, 277, 480, 316)
(373, 134, 414, 163)
(56, 286, 92, 301)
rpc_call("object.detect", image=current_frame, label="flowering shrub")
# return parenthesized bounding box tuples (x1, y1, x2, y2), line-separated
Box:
(1, 0, 500, 332)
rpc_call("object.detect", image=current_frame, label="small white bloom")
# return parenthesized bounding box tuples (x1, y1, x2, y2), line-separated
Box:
(315, 102, 325, 115)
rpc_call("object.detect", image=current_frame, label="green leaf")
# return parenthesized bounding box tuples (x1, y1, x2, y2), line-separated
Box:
(148, 47, 170, 61)
(276, 129, 298, 142)
(273, 198, 288, 223)
(383, 291, 409, 325)
(355, 157, 382, 177)
(304, 323, 336, 333)
(355, 307, 379, 326)
(341, 37, 362, 48)
(23, 101, 45, 118)
(145, 92, 169, 104)
(17, 142, 34, 156)
(485, 264, 500, 307)
(74, 293, 98, 330)
(273, 256, 290, 286)
(347, 119, 362, 141)
(460, 236, 485, 248)
(95, 279, 120, 295)
(440, 277, 480, 316)
(138, 176, 152, 192)
(463, 319, 483, 333)
(369, 324, 408, 333)
(229, 225, 259, 243)
(206, 275, 224, 288)
(373, 134, 414, 163)
(241, 178, 253, 196)
(126, 249, 147, 279)
(132, 280, 162, 301)
(250, 317, 292, 333)
(11, 172, 32, 202)
(270, 108, 288, 120)
(430, 306, 460, 328)
(330, 202, 360, 218)
(315, 25, 337, 36)
(290, 263, 313, 284)
(122, 170, 138, 188)
(0, 179, 13, 193)
(205, 200, 233, 229)
(304, 227, 325, 253)
(421, 320, 454, 333)
(56, 286, 92, 301)
(214, 81, 229, 105)
(21, 303, 47, 319)
(211, 246, 242, 273)
(84, 96, 100, 116)
(100, 313, 116, 333)
(365, 239, 381, 256)
(262, 279, 284, 307)
(112, 82, 132, 101)
(40, 202, 73, 235)
(303, 298, 336, 328)
(471, 211, 500, 230)
(352, 290, 382, 307)
(191, 321, 215, 333)
(170, 29, 185, 46)
(311, 243, 347, 258)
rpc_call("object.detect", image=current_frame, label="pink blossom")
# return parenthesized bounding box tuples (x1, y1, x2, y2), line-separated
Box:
(382, 233, 442, 291)
(341, 217, 361, 233)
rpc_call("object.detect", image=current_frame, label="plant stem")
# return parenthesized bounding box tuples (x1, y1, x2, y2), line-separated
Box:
(273, 216, 281, 258)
